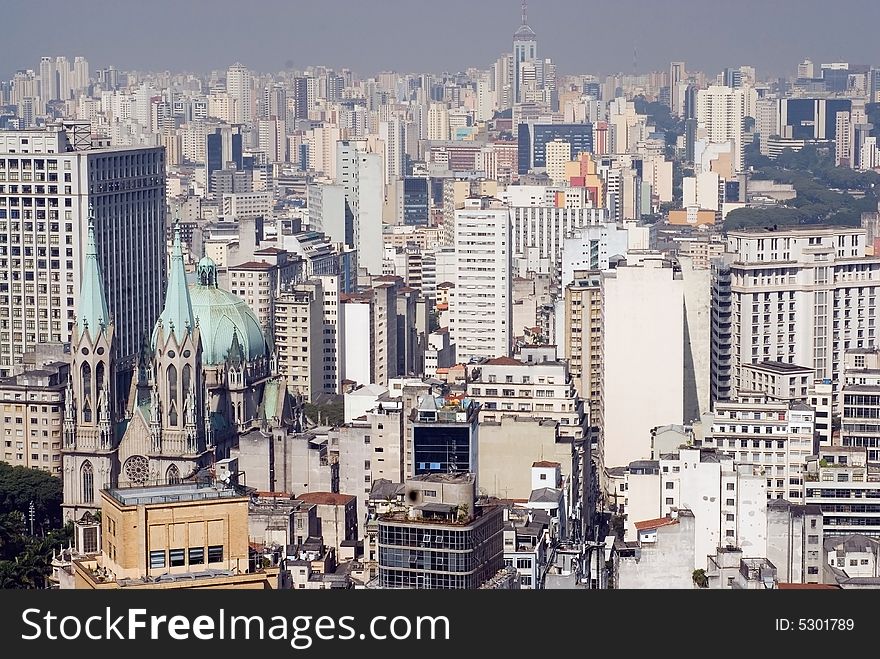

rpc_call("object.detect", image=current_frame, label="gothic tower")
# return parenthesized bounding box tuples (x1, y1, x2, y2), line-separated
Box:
(62, 215, 118, 521)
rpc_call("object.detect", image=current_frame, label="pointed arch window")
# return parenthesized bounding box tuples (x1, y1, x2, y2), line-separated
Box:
(81, 362, 92, 401)
(167, 365, 178, 406)
(183, 364, 192, 398)
(169, 402, 179, 428)
(82, 461, 94, 504)
(166, 464, 181, 485)
(95, 361, 105, 396)
(83, 401, 92, 424)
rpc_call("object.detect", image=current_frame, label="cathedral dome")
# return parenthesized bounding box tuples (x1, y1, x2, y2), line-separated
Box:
(189, 258, 267, 366)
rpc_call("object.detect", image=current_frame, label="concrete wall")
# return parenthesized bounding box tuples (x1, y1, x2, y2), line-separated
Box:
(478, 417, 571, 500)
(680, 257, 712, 422)
(618, 511, 696, 589)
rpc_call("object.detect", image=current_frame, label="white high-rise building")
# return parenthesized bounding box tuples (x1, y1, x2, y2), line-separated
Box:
(669, 61, 686, 116)
(336, 141, 384, 275)
(72, 57, 90, 95)
(835, 111, 853, 168)
(379, 118, 406, 186)
(39, 56, 57, 109)
(0, 127, 166, 378)
(696, 85, 746, 173)
(600, 256, 684, 470)
(55, 56, 71, 101)
(711, 227, 880, 408)
(258, 116, 287, 163)
(226, 63, 252, 124)
(450, 197, 512, 362)
(427, 103, 449, 141)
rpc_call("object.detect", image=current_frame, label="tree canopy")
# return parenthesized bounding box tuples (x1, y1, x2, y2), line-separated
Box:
(0, 462, 64, 531)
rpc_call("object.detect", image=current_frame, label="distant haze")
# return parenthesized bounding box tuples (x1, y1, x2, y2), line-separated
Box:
(3, 0, 877, 80)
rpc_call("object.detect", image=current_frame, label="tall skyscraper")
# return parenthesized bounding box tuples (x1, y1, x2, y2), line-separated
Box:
(225, 63, 252, 124)
(696, 85, 746, 172)
(669, 61, 686, 115)
(72, 56, 90, 95)
(55, 56, 71, 101)
(379, 118, 406, 185)
(205, 123, 243, 192)
(513, 2, 538, 104)
(39, 56, 57, 110)
(336, 141, 384, 275)
(0, 127, 166, 382)
(450, 197, 512, 362)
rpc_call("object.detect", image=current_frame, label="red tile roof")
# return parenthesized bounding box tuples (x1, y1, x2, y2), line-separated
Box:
(230, 260, 274, 270)
(532, 461, 561, 468)
(295, 492, 357, 506)
(483, 356, 523, 366)
(634, 516, 679, 531)
(777, 583, 841, 590)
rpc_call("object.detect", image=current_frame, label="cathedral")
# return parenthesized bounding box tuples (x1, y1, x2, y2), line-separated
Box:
(62, 223, 303, 521)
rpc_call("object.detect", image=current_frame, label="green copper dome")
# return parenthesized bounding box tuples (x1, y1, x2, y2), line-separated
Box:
(189, 282, 267, 366)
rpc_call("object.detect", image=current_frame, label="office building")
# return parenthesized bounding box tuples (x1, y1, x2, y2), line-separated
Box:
(410, 392, 479, 476)
(517, 123, 593, 174)
(378, 473, 503, 589)
(225, 63, 252, 125)
(205, 123, 243, 193)
(0, 127, 165, 379)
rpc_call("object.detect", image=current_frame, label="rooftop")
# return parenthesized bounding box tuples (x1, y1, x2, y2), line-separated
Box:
(634, 516, 679, 532)
(746, 360, 814, 374)
(229, 260, 275, 270)
(532, 461, 560, 468)
(295, 492, 356, 506)
(105, 482, 245, 507)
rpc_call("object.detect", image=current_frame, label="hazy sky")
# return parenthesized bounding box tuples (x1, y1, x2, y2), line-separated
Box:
(3, 0, 878, 81)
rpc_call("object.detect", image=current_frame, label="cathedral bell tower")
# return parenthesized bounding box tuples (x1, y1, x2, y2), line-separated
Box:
(62, 210, 118, 521)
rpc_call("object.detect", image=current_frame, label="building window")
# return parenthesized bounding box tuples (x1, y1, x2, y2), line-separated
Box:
(207, 545, 224, 563)
(807, 535, 819, 545)
(81, 461, 94, 504)
(726, 483, 735, 490)
(665, 497, 674, 505)
(82, 526, 98, 553)
(188, 547, 205, 565)
(516, 558, 531, 569)
(169, 548, 185, 567)
(665, 482, 674, 489)
(149, 550, 166, 569)
(166, 464, 180, 485)
(807, 566, 819, 575)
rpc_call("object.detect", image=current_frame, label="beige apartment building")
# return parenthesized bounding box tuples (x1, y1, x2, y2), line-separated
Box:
(0, 361, 67, 473)
(563, 270, 602, 422)
(275, 280, 324, 401)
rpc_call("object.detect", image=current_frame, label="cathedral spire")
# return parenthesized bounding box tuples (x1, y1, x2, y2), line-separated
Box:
(156, 222, 195, 344)
(77, 207, 111, 336)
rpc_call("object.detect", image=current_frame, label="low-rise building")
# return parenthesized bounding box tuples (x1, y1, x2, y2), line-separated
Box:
(377, 473, 504, 589)
(616, 509, 696, 589)
(805, 446, 880, 537)
(70, 482, 280, 589)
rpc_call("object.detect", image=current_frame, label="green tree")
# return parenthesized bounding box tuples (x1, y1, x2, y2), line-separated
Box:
(0, 462, 64, 531)
(692, 568, 709, 588)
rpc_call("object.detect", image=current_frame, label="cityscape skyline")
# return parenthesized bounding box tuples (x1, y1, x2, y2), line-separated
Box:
(3, 0, 879, 81)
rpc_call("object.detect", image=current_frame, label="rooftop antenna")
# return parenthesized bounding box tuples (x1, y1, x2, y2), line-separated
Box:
(521, 0, 527, 25)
